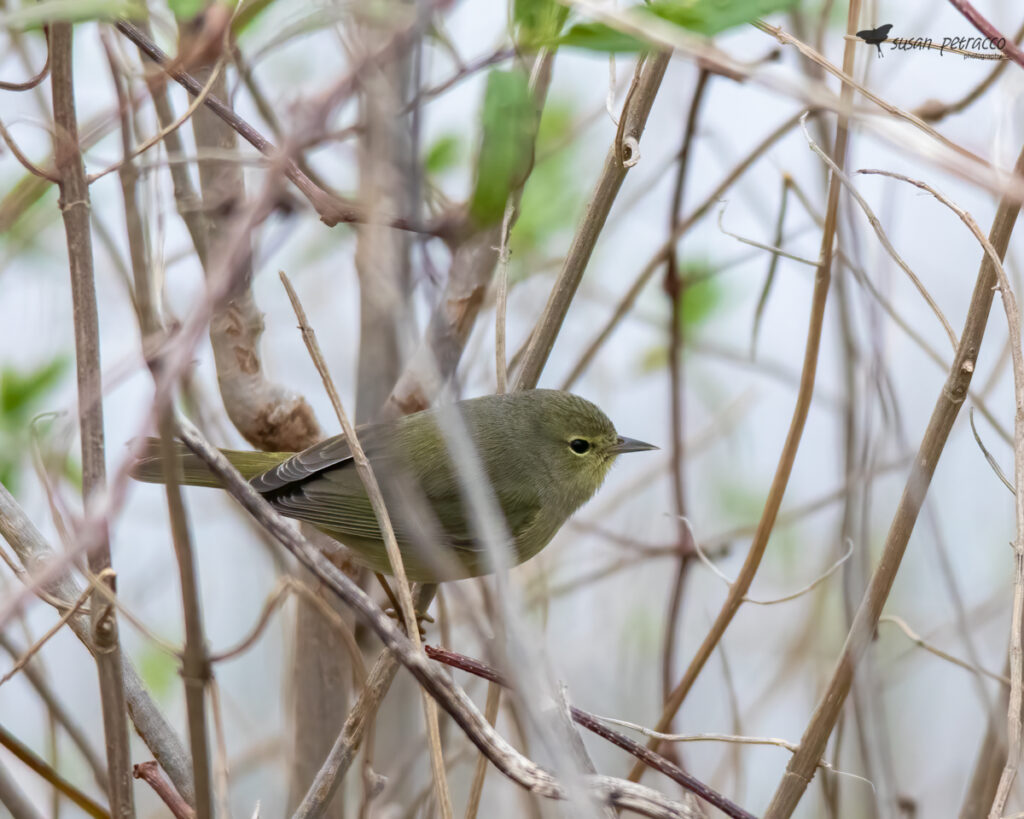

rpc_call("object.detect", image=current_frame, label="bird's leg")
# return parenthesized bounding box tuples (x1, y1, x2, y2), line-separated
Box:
(375, 572, 434, 637)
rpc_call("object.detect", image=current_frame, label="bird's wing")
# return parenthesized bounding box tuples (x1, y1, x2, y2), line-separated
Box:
(248, 424, 390, 495)
(271, 471, 388, 541)
(252, 422, 545, 560)
(425, 482, 544, 553)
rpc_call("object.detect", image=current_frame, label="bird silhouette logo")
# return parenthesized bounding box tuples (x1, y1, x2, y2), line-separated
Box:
(857, 23, 894, 57)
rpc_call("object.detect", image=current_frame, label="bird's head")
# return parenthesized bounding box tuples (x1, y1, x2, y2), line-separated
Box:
(524, 390, 657, 504)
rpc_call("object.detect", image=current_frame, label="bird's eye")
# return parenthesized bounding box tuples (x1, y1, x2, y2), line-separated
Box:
(569, 438, 590, 455)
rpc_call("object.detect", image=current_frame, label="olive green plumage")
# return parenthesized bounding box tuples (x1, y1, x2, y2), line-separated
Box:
(131, 389, 655, 582)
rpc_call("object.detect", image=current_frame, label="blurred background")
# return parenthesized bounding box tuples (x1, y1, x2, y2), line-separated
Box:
(2, 0, 1024, 816)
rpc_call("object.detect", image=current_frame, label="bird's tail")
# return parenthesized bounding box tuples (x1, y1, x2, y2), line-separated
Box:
(130, 439, 292, 488)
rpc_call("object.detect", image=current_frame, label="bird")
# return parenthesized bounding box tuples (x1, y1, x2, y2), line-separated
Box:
(856, 23, 893, 57)
(132, 389, 657, 582)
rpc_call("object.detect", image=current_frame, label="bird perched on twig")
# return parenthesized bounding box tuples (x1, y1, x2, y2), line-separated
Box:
(132, 390, 657, 582)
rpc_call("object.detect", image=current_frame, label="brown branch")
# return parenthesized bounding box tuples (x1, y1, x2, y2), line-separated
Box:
(186, 57, 322, 454)
(0, 757, 46, 819)
(422, 646, 756, 819)
(133, 762, 194, 819)
(293, 584, 438, 818)
(103, 37, 214, 818)
(561, 109, 809, 391)
(0, 723, 110, 819)
(49, 24, 134, 818)
(762, 143, 1024, 819)
(0, 483, 196, 803)
(0, 119, 58, 182)
(628, 0, 865, 780)
(947, 0, 1024, 69)
(861, 170, 1024, 817)
(113, 19, 454, 236)
(0, 28, 49, 91)
(513, 50, 670, 391)
(912, 18, 1024, 122)
(384, 43, 562, 415)
(175, 418, 699, 819)
(660, 67, 708, 734)
(280, 270, 452, 814)
(0, 633, 109, 794)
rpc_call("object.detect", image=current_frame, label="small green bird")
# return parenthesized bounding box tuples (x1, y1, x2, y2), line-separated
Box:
(132, 389, 656, 582)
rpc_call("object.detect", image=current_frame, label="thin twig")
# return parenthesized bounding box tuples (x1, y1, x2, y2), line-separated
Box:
(691, 531, 854, 606)
(0, 581, 91, 687)
(855, 168, 1024, 818)
(880, 615, 1009, 685)
(49, 24, 135, 818)
(464, 682, 502, 819)
(947, 0, 1024, 68)
(88, 56, 226, 184)
(0, 723, 110, 819)
(0, 483, 195, 803)
(751, 175, 792, 357)
(0, 118, 58, 181)
(910, 18, 1024, 122)
(423, 645, 755, 819)
(0, 632, 109, 794)
(0, 29, 49, 91)
(801, 121, 958, 349)
(279, 271, 453, 818)
(514, 51, 669, 390)
(660, 66, 708, 739)
(561, 110, 808, 391)
(969, 407, 1015, 494)
(763, 144, 1024, 819)
(133, 762, 194, 819)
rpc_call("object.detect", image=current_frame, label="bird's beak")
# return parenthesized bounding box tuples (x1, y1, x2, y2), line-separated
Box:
(610, 436, 658, 455)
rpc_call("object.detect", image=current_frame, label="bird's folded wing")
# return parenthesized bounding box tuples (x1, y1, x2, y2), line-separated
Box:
(266, 463, 544, 554)
(249, 424, 391, 494)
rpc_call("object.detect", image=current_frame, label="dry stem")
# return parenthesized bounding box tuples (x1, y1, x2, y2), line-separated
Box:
(49, 23, 134, 818)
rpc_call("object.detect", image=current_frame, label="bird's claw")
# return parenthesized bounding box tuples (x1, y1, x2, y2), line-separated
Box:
(385, 606, 434, 638)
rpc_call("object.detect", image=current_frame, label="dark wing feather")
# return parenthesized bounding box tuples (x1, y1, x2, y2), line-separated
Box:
(248, 424, 390, 495)
(250, 415, 546, 569)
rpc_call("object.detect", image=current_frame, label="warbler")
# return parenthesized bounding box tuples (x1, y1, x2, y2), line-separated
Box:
(132, 389, 656, 581)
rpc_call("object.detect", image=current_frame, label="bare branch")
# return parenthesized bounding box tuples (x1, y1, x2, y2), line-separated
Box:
(763, 143, 1024, 819)
(49, 23, 134, 817)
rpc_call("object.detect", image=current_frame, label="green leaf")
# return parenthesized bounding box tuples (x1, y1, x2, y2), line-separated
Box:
(558, 21, 648, 53)
(168, 0, 207, 21)
(469, 69, 537, 227)
(138, 645, 178, 701)
(232, 0, 277, 34)
(424, 134, 462, 176)
(557, 0, 797, 52)
(651, 0, 797, 36)
(637, 261, 723, 372)
(514, 0, 566, 44)
(676, 261, 722, 330)
(0, 0, 144, 29)
(0, 357, 68, 419)
(0, 459, 18, 495)
(510, 102, 578, 256)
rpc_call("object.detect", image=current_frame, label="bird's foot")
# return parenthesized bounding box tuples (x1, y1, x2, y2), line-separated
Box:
(385, 606, 434, 639)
